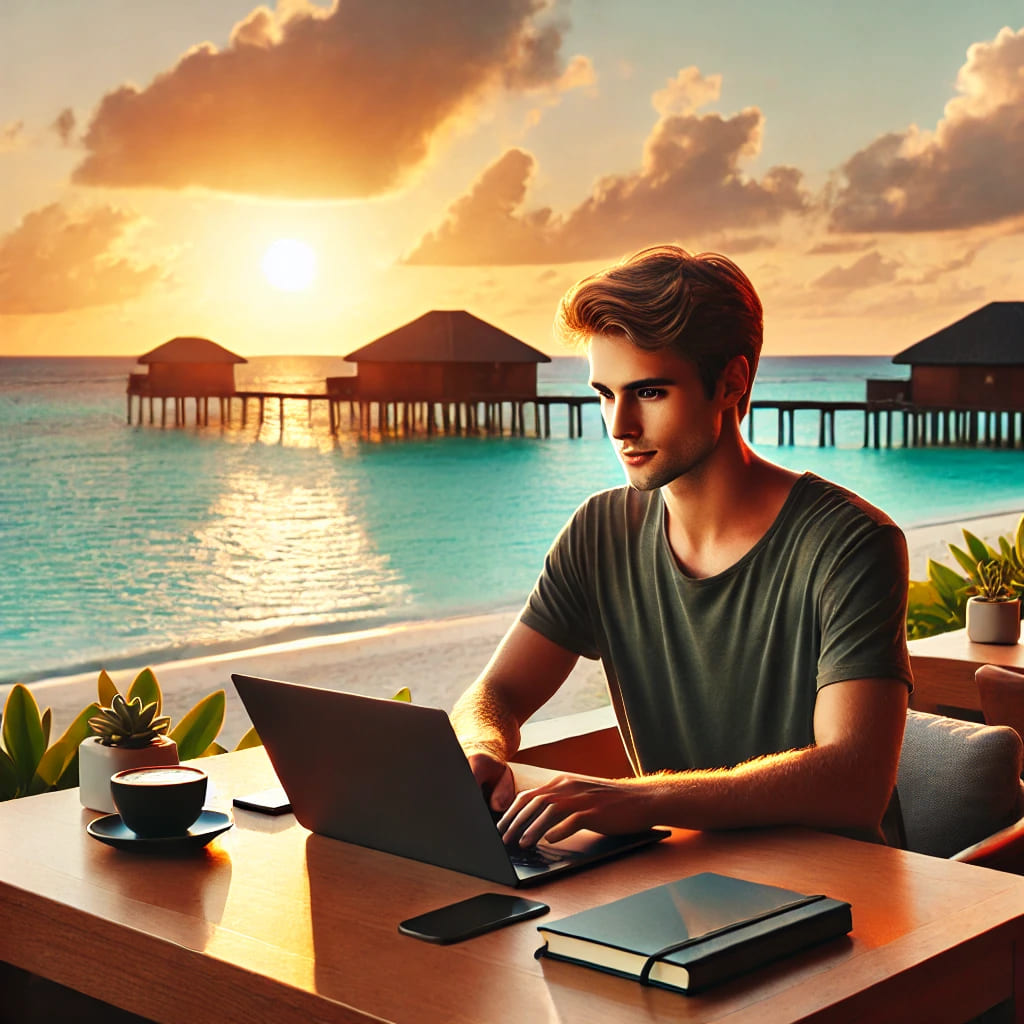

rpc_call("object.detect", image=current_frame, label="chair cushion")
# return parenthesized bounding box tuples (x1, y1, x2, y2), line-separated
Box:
(896, 710, 1024, 858)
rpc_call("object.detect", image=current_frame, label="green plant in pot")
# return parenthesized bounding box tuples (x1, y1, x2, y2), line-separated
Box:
(79, 667, 229, 813)
(964, 555, 1021, 645)
(906, 515, 1024, 642)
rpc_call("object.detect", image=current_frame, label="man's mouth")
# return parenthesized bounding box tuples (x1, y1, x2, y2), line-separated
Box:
(619, 449, 654, 465)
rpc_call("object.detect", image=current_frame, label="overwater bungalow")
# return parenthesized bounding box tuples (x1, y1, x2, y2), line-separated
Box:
(336, 309, 550, 402)
(889, 301, 1024, 410)
(327, 310, 592, 436)
(127, 336, 247, 425)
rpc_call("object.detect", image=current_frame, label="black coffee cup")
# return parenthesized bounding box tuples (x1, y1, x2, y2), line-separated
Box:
(110, 765, 208, 837)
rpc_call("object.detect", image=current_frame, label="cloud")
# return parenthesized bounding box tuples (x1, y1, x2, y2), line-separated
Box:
(0, 203, 163, 315)
(405, 66, 808, 265)
(812, 250, 900, 290)
(807, 238, 876, 255)
(829, 27, 1024, 232)
(71, 0, 575, 199)
(1, 121, 25, 153)
(52, 108, 76, 146)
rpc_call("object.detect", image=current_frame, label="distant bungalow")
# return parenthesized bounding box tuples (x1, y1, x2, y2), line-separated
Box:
(334, 309, 551, 402)
(889, 302, 1024, 410)
(127, 336, 247, 426)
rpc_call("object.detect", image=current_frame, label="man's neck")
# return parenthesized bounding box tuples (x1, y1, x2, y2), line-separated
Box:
(659, 439, 799, 579)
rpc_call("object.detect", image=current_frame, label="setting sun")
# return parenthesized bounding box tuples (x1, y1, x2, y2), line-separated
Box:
(262, 238, 317, 292)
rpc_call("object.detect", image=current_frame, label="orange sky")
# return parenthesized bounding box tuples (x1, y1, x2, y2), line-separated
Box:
(2, 1, 1023, 357)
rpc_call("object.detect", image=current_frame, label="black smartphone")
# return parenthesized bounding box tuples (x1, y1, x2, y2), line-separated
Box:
(232, 788, 292, 815)
(398, 893, 549, 944)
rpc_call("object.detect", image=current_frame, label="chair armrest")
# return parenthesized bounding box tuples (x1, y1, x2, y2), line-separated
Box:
(952, 814, 1024, 873)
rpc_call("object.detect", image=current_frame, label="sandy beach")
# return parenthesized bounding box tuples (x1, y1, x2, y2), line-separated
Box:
(21, 507, 1023, 748)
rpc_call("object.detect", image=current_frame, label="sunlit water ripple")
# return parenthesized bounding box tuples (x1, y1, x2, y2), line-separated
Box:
(1, 354, 1021, 685)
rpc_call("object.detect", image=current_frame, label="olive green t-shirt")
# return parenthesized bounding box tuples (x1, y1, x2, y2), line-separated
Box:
(520, 473, 913, 774)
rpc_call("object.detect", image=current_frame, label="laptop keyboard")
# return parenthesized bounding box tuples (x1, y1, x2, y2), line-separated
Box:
(490, 811, 571, 867)
(509, 843, 570, 869)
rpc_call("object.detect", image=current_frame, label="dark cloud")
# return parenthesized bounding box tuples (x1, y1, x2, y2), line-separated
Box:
(0, 203, 162, 314)
(829, 27, 1024, 232)
(52, 108, 76, 146)
(71, 0, 576, 199)
(812, 251, 900, 290)
(405, 67, 808, 265)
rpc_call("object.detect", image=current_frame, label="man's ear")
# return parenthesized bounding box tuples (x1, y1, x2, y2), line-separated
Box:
(718, 355, 750, 410)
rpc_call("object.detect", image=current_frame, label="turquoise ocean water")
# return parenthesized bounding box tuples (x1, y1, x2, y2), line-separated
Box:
(2, 354, 1022, 686)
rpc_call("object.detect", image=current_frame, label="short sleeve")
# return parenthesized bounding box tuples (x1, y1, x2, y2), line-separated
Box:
(816, 522, 913, 690)
(519, 505, 602, 660)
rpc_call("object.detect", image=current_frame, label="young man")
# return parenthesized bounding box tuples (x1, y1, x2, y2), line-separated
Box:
(452, 245, 912, 847)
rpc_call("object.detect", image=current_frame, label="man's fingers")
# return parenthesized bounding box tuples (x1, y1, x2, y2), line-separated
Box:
(488, 765, 516, 812)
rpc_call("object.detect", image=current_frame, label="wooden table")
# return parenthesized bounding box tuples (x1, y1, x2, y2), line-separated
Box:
(4, 747, 1024, 1024)
(909, 628, 1024, 714)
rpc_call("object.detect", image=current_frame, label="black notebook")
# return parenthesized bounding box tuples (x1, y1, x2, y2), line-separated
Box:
(536, 872, 852, 994)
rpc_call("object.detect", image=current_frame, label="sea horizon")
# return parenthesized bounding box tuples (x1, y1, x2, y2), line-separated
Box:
(3, 353, 1022, 687)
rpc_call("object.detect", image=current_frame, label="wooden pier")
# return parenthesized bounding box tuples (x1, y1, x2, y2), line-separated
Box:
(125, 386, 599, 439)
(748, 400, 1024, 449)
(126, 381, 1024, 450)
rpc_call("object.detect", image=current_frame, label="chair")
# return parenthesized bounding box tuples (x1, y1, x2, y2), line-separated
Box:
(976, 664, 1024, 743)
(892, 709, 1024, 872)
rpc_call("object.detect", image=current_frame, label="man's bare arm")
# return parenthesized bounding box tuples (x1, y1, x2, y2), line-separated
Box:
(499, 676, 909, 845)
(452, 619, 580, 810)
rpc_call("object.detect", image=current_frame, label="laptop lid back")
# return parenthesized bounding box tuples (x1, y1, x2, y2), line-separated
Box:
(231, 674, 520, 884)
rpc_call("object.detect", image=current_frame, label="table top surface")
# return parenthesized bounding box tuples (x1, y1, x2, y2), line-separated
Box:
(908, 628, 1024, 667)
(5, 747, 1024, 1024)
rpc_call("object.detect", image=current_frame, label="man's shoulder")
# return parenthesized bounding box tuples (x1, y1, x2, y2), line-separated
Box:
(791, 472, 900, 533)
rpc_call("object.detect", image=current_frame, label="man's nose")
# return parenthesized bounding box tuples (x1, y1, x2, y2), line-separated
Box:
(607, 397, 639, 438)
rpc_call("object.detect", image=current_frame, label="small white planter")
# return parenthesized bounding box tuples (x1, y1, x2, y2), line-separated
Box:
(966, 596, 1021, 645)
(78, 735, 179, 813)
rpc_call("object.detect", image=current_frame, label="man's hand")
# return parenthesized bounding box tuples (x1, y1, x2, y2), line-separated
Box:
(465, 749, 516, 813)
(497, 773, 658, 847)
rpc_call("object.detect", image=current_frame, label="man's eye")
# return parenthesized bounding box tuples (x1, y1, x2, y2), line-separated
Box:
(636, 388, 663, 400)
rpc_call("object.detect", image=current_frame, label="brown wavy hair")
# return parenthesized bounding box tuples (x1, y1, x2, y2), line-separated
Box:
(554, 245, 763, 414)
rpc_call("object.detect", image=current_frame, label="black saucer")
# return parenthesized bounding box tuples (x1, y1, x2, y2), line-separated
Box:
(87, 809, 233, 851)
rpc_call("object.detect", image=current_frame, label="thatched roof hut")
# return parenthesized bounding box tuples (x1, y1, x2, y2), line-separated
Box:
(341, 311, 549, 402)
(135, 337, 247, 396)
(891, 302, 1024, 409)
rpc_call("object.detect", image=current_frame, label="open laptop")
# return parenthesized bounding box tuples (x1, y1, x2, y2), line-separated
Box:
(231, 673, 668, 886)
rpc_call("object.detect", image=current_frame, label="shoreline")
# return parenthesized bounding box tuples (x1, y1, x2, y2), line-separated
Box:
(13, 507, 1023, 746)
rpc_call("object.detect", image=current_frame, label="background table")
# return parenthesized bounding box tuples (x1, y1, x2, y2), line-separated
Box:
(3, 747, 1024, 1023)
(909, 628, 1024, 715)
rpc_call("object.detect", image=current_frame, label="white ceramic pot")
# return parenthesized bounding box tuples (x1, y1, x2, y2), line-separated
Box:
(78, 735, 179, 812)
(966, 596, 1021, 645)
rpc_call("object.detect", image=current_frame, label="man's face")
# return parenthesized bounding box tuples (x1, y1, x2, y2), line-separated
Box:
(587, 333, 726, 492)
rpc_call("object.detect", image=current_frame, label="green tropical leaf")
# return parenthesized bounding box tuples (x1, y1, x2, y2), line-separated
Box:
(961, 529, 993, 565)
(234, 726, 262, 750)
(28, 702, 99, 795)
(1015, 515, 1024, 562)
(127, 667, 161, 716)
(391, 686, 412, 702)
(40, 707, 52, 748)
(2, 685, 46, 795)
(97, 669, 118, 707)
(169, 690, 225, 761)
(929, 560, 968, 602)
(200, 741, 227, 757)
(0, 746, 19, 801)
(947, 544, 979, 581)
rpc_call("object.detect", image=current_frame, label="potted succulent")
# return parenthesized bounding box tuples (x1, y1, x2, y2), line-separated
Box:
(78, 666, 232, 812)
(965, 556, 1021, 645)
(79, 690, 179, 813)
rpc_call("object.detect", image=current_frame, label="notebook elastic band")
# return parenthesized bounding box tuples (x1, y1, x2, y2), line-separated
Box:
(638, 894, 828, 985)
